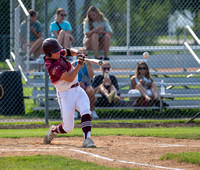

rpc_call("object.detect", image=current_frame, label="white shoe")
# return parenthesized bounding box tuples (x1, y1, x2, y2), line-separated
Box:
(43, 125, 57, 144)
(74, 111, 79, 120)
(91, 110, 99, 119)
(82, 138, 96, 148)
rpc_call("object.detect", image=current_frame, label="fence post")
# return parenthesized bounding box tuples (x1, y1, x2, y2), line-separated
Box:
(126, 0, 130, 56)
(44, 0, 49, 125)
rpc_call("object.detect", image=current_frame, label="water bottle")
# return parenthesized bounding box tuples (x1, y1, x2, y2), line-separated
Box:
(160, 80, 165, 95)
(104, 70, 110, 86)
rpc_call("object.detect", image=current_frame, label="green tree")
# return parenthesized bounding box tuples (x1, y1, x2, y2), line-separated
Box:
(130, 0, 171, 46)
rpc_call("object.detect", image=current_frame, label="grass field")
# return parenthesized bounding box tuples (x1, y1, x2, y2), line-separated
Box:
(0, 126, 199, 169)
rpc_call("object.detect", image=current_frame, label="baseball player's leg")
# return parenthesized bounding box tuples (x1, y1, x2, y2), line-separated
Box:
(76, 87, 91, 118)
(56, 90, 75, 133)
(75, 87, 96, 147)
(43, 92, 74, 144)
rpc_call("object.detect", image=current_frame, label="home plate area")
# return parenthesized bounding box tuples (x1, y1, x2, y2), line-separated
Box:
(0, 136, 199, 170)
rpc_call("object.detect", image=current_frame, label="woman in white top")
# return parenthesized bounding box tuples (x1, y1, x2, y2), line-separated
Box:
(130, 61, 159, 106)
(83, 6, 113, 60)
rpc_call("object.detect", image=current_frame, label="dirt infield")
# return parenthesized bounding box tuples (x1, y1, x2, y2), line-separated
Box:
(0, 136, 200, 170)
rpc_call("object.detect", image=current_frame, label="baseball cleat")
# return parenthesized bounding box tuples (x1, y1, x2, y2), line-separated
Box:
(43, 125, 57, 144)
(107, 91, 115, 103)
(91, 110, 99, 119)
(82, 138, 96, 148)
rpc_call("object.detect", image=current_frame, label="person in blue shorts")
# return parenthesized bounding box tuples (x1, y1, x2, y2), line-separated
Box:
(50, 8, 75, 49)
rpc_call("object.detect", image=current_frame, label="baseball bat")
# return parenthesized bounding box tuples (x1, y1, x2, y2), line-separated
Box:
(85, 58, 103, 66)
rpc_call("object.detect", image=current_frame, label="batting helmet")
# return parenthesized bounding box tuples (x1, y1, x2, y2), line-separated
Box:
(42, 38, 63, 57)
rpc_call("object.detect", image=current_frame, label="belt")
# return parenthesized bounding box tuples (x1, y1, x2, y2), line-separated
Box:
(71, 82, 79, 88)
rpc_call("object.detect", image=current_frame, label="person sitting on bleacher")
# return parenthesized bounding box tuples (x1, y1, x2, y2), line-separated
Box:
(72, 48, 99, 119)
(20, 9, 43, 60)
(130, 61, 159, 106)
(92, 61, 120, 107)
(82, 6, 112, 60)
(50, 8, 76, 49)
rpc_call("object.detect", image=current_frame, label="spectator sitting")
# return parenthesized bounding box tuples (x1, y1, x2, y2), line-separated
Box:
(72, 48, 98, 119)
(130, 61, 159, 106)
(50, 8, 75, 49)
(82, 6, 113, 60)
(20, 9, 43, 60)
(92, 61, 120, 107)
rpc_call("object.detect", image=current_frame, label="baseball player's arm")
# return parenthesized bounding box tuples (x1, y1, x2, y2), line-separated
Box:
(63, 48, 82, 57)
(60, 64, 82, 82)
(60, 52, 85, 82)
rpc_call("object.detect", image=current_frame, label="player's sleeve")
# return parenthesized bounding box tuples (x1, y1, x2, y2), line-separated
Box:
(104, 21, 112, 33)
(83, 21, 90, 34)
(49, 65, 66, 81)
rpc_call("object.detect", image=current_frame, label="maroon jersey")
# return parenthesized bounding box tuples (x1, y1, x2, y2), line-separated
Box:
(44, 55, 72, 83)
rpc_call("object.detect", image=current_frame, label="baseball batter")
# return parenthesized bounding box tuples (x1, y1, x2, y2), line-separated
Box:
(42, 38, 96, 148)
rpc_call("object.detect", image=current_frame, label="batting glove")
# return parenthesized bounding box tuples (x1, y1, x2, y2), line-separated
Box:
(77, 51, 85, 65)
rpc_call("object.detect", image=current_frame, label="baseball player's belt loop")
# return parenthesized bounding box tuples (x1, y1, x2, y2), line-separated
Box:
(71, 82, 79, 88)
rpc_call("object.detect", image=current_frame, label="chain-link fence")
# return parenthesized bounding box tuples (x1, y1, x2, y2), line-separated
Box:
(0, 0, 200, 124)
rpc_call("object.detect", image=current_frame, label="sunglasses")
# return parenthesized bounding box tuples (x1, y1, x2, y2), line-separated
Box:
(61, 14, 66, 17)
(138, 67, 147, 70)
(103, 67, 110, 71)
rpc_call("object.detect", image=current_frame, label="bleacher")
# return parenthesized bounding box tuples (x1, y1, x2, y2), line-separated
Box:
(21, 45, 200, 113)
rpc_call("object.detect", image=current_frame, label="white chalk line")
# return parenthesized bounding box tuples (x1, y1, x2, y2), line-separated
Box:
(0, 147, 185, 170)
(145, 143, 200, 148)
(69, 149, 184, 170)
(156, 144, 200, 148)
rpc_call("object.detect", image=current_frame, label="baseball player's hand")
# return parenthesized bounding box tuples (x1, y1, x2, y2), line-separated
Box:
(77, 51, 85, 65)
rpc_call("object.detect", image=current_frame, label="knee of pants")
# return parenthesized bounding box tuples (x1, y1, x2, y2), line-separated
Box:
(62, 123, 74, 133)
